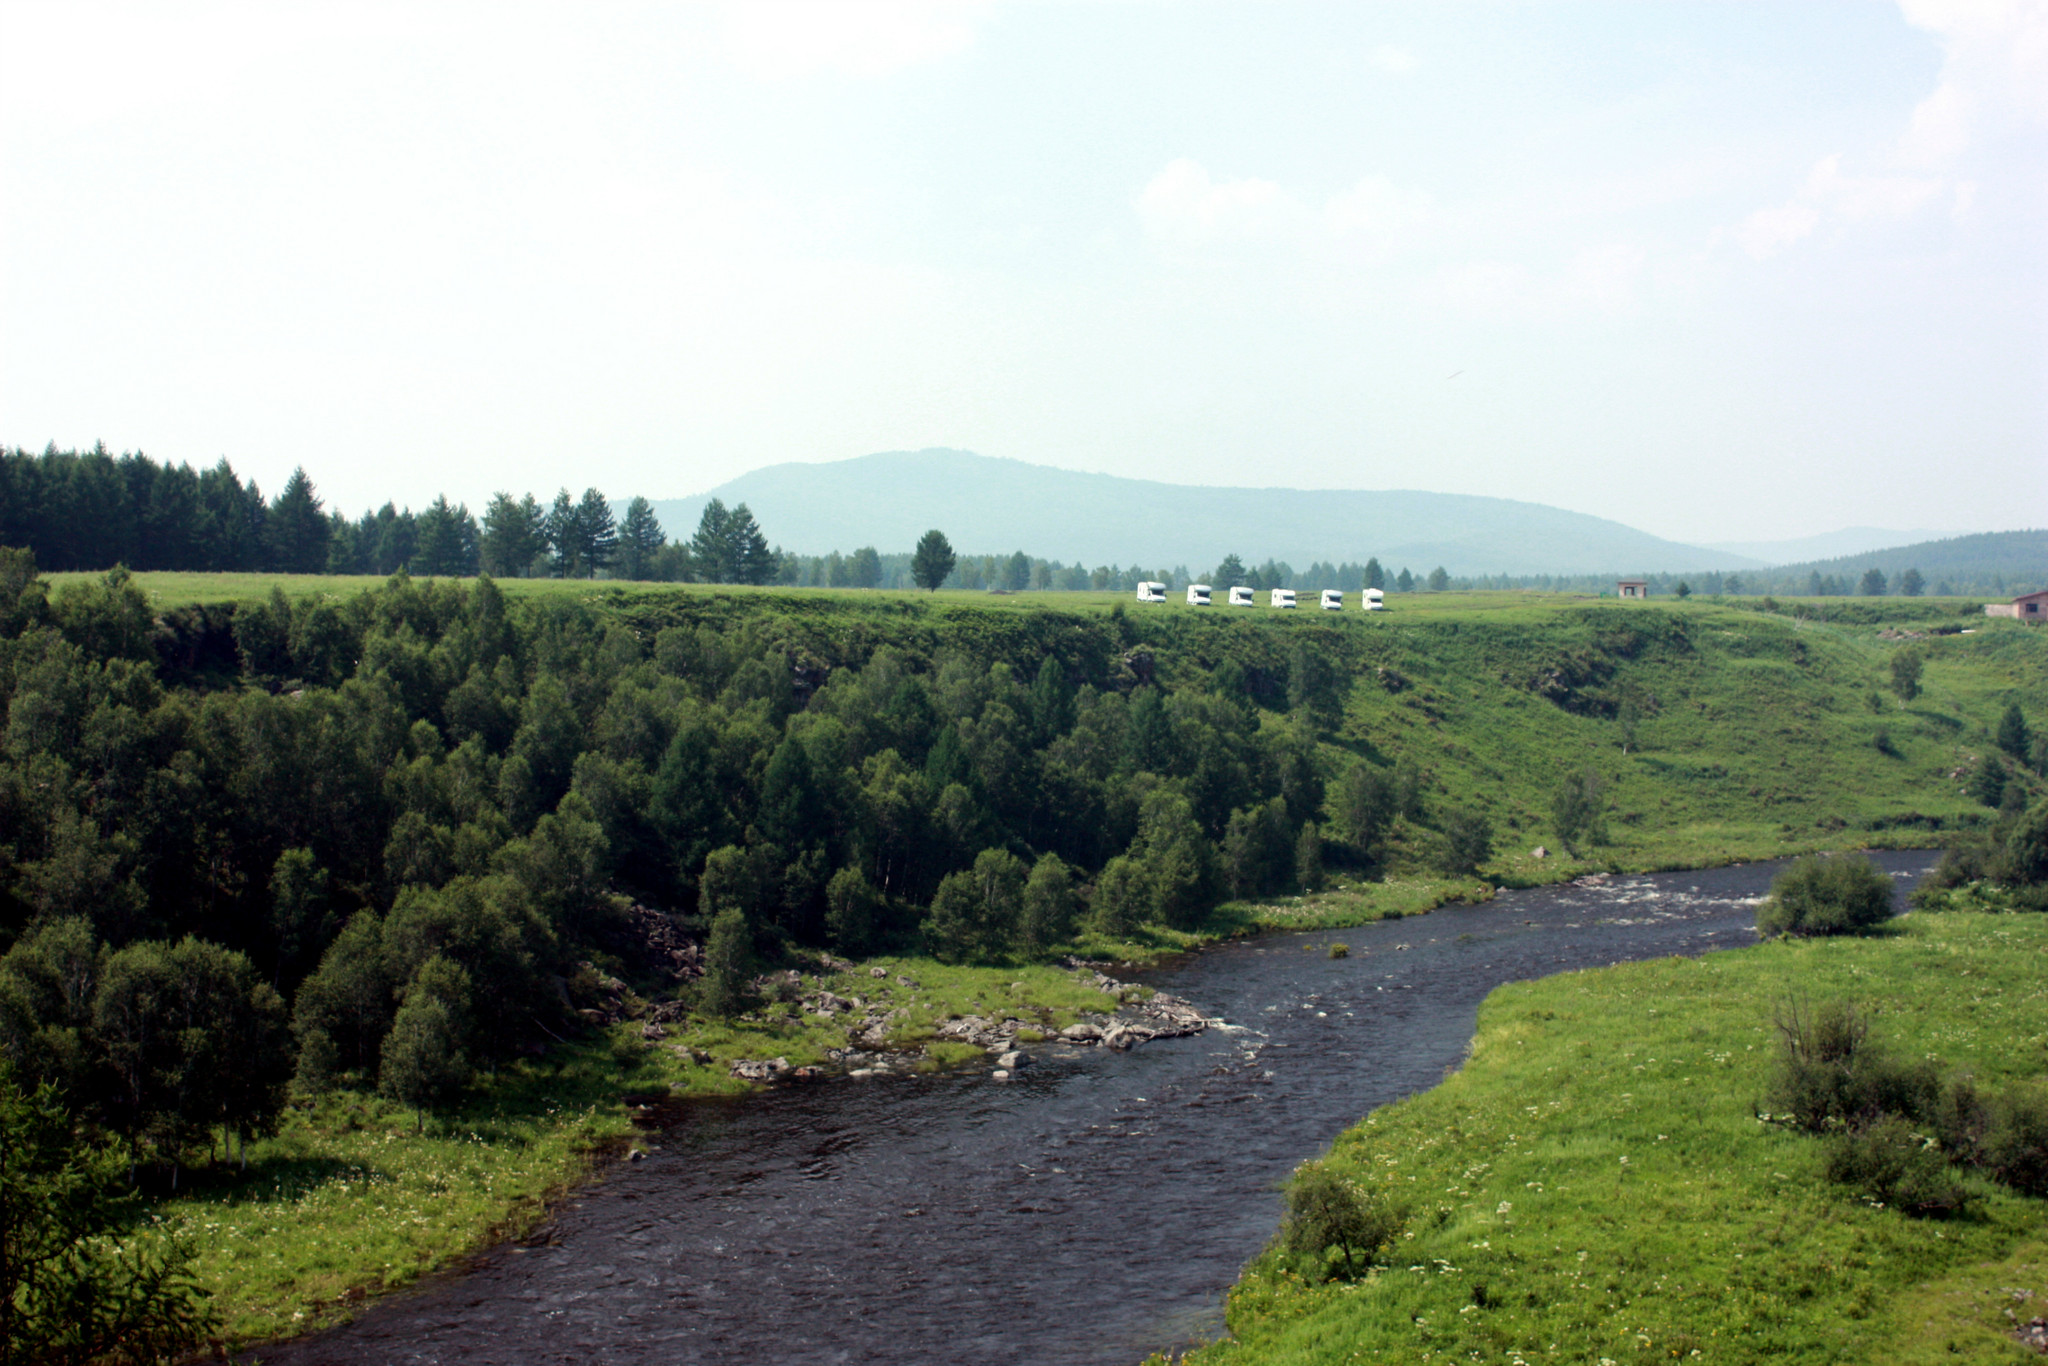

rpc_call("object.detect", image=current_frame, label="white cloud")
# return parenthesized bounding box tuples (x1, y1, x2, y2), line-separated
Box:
(1736, 202, 1823, 259)
(1896, 0, 2048, 164)
(720, 0, 987, 81)
(1737, 154, 1941, 259)
(1367, 44, 1418, 74)
(1136, 160, 1435, 265)
(1135, 158, 1310, 246)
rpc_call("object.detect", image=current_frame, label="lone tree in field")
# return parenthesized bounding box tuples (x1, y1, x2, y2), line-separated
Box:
(698, 907, 754, 1018)
(1277, 1159, 1403, 1281)
(1427, 565, 1450, 591)
(1890, 648, 1924, 705)
(1996, 702, 2031, 764)
(379, 959, 474, 1134)
(1756, 854, 1895, 937)
(1550, 769, 1607, 853)
(911, 529, 956, 591)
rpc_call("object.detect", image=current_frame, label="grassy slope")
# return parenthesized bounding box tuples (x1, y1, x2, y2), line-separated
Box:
(88, 576, 2041, 1349)
(1182, 914, 2048, 1366)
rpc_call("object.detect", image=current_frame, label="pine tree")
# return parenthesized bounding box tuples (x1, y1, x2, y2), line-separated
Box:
(264, 468, 330, 574)
(1395, 567, 1414, 592)
(1899, 567, 1925, 597)
(614, 497, 666, 580)
(1859, 567, 1888, 596)
(724, 503, 774, 584)
(545, 489, 579, 576)
(1997, 702, 2030, 762)
(690, 499, 734, 580)
(480, 492, 548, 577)
(1427, 565, 1450, 592)
(575, 488, 618, 576)
(1363, 557, 1384, 590)
(412, 496, 479, 577)
(912, 529, 956, 591)
(1214, 553, 1247, 585)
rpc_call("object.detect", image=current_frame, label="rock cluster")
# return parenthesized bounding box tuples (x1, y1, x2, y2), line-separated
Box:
(2015, 1316, 2046, 1354)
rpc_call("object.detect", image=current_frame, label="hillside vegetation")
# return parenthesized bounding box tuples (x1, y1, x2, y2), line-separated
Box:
(2, 562, 2041, 1351)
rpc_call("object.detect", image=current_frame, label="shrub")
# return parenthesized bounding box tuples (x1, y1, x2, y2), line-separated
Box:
(1756, 854, 1894, 937)
(1276, 1160, 1403, 1281)
(1981, 1085, 2048, 1197)
(1437, 809, 1492, 877)
(1549, 769, 1607, 853)
(1822, 1116, 1967, 1216)
(1765, 999, 1938, 1131)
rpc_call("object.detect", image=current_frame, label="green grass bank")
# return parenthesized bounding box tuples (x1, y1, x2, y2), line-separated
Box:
(1177, 912, 2048, 1365)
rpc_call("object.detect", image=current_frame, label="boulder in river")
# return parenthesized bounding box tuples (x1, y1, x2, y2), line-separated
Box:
(1060, 1022, 1101, 1042)
(730, 1057, 791, 1081)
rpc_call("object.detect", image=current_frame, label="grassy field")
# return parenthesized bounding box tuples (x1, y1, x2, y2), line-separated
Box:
(1177, 912, 2048, 1366)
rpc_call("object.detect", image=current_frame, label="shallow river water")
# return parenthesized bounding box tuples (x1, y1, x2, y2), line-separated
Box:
(251, 850, 1936, 1366)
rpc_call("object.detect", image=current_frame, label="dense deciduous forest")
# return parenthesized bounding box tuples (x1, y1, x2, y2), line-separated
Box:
(0, 548, 1373, 1184)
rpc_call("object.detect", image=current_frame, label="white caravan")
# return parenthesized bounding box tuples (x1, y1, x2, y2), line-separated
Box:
(1363, 588, 1386, 611)
(1186, 584, 1213, 606)
(1134, 581, 1166, 603)
(1227, 586, 1255, 607)
(1270, 588, 1298, 608)
(1319, 589, 1344, 611)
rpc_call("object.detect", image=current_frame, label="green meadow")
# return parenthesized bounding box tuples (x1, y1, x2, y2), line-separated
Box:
(1175, 912, 2048, 1365)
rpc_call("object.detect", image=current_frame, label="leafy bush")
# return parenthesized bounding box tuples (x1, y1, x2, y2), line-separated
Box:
(1549, 769, 1607, 853)
(1981, 1084, 2048, 1197)
(1, 1067, 218, 1365)
(1755, 854, 1895, 937)
(1765, 999, 1938, 1131)
(1276, 1159, 1404, 1281)
(1436, 809, 1492, 877)
(1822, 1116, 1968, 1216)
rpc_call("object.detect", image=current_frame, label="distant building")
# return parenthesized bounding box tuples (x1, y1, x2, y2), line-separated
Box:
(1617, 579, 1648, 599)
(1984, 589, 2048, 623)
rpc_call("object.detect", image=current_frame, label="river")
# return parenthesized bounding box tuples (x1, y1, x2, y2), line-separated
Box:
(247, 850, 1937, 1366)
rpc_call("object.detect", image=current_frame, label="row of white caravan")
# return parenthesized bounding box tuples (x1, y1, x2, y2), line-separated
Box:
(1134, 583, 1385, 611)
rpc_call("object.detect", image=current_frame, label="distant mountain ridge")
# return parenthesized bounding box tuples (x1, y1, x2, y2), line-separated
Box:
(1757, 530, 2047, 591)
(1705, 526, 1952, 566)
(642, 449, 1762, 577)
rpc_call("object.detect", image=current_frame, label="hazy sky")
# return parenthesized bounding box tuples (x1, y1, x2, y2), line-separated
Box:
(3, 1, 2043, 544)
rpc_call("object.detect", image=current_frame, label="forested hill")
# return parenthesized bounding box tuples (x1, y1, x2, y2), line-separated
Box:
(1751, 529, 2047, 597)
(645, 449, 1757, 576)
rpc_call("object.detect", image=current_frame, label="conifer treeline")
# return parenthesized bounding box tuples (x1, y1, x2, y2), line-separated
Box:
(0, 445, 779, 584)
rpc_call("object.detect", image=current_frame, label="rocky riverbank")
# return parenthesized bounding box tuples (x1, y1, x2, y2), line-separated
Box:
(717, 960, 1216, 1085)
